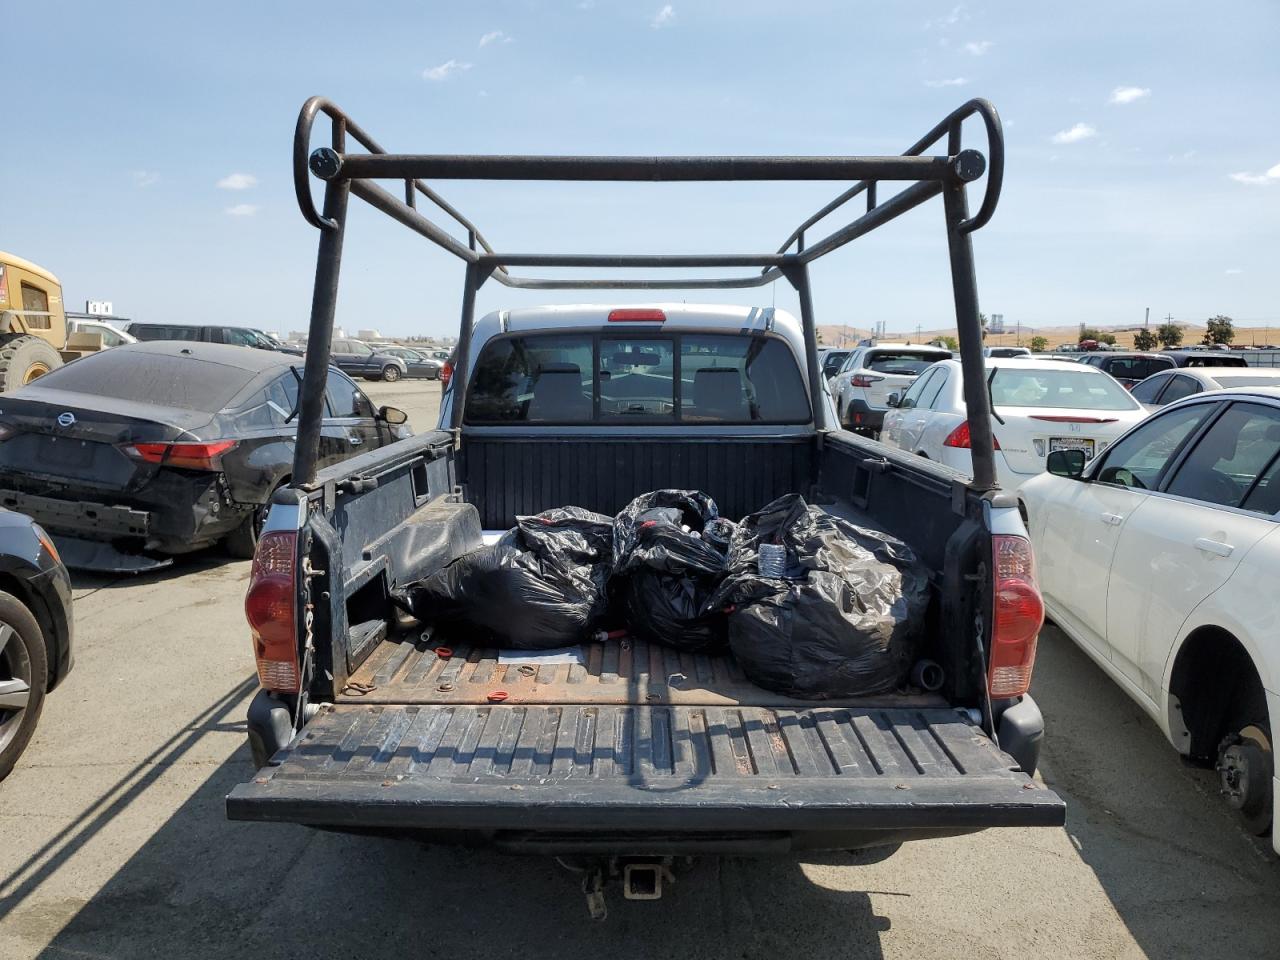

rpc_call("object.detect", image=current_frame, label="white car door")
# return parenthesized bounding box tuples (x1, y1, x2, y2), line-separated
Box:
(886, 367, 941, 451)
(1105, 400, 1280, 700)
(1037, 401, 1217, 658)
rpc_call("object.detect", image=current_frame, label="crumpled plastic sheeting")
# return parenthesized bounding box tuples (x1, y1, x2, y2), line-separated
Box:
(705, 493, 930, 698)
(405, 506, 614, 649)
(612, 490, 734, 653)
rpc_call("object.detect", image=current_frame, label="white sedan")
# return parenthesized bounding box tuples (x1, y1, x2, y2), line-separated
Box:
(1019, 388, 1280, 847)
(881, 358, 1148, 490)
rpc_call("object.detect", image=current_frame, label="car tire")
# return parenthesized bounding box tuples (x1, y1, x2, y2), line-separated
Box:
(1218, 690, 1273, 836)
(381, 364, 402, 383)
(225, 502, 269, 560)
(0, 590, 49, 782)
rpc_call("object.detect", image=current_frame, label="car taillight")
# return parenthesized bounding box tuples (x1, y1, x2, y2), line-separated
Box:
(989, 534, 1044, 699)
(607, 308, 666, 322)
(943, 421, 1001, 449)
(440, 360, 453, 385)
(849, 374, 884, 388)
(123, 440, 237, 469)
(244, 531, 300, 693)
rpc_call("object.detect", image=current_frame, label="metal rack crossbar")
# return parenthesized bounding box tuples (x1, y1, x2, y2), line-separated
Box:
(290, 96, 1005, 492)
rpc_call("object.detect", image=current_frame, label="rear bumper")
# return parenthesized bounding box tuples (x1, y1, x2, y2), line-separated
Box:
(842, 397, 886, 430)
(0, 482, 249, 568)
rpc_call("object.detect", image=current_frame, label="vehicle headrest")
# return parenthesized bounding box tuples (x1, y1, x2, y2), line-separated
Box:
(693, 367, 748, 419)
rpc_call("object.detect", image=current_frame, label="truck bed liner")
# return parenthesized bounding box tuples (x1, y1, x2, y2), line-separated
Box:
(226, 703, 1063, 833)
(340, 636, 949, 709)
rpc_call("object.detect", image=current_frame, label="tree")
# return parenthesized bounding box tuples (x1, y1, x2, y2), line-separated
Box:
(1156, 322, 1183, 348)
(939, 335, 959, 351)
(1030, 335, 1048, 352)
(1133, 328, 1158, 351)
(1079, 327, 1108, 344)
(1205, 315, 1235, 346)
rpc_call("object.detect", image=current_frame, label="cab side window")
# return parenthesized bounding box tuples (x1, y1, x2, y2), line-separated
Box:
(325, 369, 368, 418)
(898, 368, 935, 409)
(1157, 375, 1199, 405)
(919, 368, 948, 409)
(1165, 403, 1280, 509)
(1129, 374, 1168, 404)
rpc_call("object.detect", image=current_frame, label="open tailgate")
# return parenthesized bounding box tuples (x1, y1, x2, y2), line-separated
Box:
(226, 703, 1063, 834)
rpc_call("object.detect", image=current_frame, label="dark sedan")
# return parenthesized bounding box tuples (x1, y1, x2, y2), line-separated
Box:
(0, 342, 412, 572)
(378, 347, 442, 379)
(329, 338, 411, 382)
(0, 508, 73, 781)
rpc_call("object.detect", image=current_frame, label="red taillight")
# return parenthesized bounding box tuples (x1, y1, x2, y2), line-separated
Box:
(989, 534, 1044, 699)
(123, 440, 237, 469)
(849, 374, 884, 388)
(440, 360, 453, 385)
(607, 308, 666, 322)
(244, 530, 300, 693)
(943, 421, 1000, 449)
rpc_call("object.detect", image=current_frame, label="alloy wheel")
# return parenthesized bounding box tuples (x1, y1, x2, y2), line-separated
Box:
(0, 622, 32, 755)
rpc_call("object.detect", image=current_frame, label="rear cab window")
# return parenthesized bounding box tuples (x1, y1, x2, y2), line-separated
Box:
(989, 368, 1139, 411)
(863, 349, 950, 375)
(465, 331, 810, 425)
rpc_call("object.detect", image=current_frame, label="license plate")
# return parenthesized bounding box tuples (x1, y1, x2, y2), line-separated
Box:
(39, 437, 95, 469)
(1049, 437, 1096, 460)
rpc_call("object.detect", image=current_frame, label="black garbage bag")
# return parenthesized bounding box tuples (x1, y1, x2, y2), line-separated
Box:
(612, 490, 733, 653)
(704, 494, 930, 698)
(405, 506, 614, 648)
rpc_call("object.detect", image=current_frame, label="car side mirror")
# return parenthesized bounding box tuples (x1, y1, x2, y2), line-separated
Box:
(1046, 448, 1087, 479)
(378, 405, 409, 425)
(886, 392, 901, 408)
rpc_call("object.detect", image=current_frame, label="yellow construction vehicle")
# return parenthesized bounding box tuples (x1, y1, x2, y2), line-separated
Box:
(0, 251, 103, 391)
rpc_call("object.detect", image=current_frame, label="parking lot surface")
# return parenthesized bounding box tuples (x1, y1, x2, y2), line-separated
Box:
(1, 379, 1276, 960)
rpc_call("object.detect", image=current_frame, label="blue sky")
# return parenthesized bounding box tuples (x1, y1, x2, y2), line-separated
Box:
(7, 1, 1278, 339)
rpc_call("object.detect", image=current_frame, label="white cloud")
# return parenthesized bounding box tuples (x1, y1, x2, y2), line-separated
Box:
(925, 77, 970, 88)
(925, 5, 967, 29)
(1225, 268, 1244, 275)
(1228, 163, 1280, 186)
(1109, 85, 1151, 105)
(1051, 123, 1097, 144)
(651, 4, 675, 28)
(963, 40, 992, 55)
(216, 172, 257, 190)
(225, 204, 258, 217)
(132, 170, 160, 188)
(479, 30, 511, 47)
(422, 59, 472, 81)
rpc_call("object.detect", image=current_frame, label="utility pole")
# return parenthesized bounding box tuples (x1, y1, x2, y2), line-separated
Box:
(1144, 307, 1149, 329)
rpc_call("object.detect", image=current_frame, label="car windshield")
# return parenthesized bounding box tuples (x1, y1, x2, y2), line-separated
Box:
(865, 350, 950, 375)
(29, 349, 256, 411)
(989, 367, 1139, 410)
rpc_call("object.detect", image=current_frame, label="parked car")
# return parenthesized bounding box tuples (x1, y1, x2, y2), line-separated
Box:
(1162, 351, 1249, 369)
(1077, 351, 1176, 389)
(0, 508, 73, 781)
(65, 316, 137, 348)
(830, 343, 952, 434)
(124, 322, 291, 353)
(0, 341, 411, 572)
(328, 338, 412, 382)
(376, 346, 442, 380)
(985, 346, 1031, 358)
(818, 348, 849, 381)
(1019, 388, 1280, 847)
(881, 358, 1148, 490)
(1131, 367, 1280, 410)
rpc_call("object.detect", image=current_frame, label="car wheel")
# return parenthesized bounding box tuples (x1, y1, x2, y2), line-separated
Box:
(225, 499, 271, 560)
(0, 590, 49, 782)
(1217, 695, 1273, 836)
(381, 364, 402, 383)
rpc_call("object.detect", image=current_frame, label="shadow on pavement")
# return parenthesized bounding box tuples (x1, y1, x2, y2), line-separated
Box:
(1033, 625, 1280, 960)
(69, 548, 248, 594)
(17, 691, 890, 960)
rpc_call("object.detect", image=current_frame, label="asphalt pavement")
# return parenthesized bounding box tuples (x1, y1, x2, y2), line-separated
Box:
(1, 378, 1276, 959)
